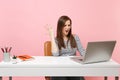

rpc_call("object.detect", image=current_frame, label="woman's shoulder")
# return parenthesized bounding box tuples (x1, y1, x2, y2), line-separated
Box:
(73, 34, 79, 38)
(72, 34, 81, 41)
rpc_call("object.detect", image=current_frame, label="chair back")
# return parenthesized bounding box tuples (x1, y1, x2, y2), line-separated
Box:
(44, 41, 52, 56)
(44, 41, 52, 80)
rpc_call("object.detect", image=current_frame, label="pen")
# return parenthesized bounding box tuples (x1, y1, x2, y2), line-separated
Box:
(1, 48, 4, 53)
(8, 47, 12, 53)
(5, 47, 8, 53)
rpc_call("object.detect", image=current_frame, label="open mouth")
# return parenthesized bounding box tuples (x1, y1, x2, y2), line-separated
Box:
(65, 30, 69, 33)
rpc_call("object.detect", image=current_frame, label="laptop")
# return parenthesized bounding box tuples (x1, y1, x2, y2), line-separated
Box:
(71, 41, 116, 64)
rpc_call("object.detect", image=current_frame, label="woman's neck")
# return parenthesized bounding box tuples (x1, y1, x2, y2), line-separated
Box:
(63, 36, 68, 41)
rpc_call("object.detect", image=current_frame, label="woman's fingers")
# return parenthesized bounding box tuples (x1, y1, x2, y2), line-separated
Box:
(44, 24, 49, 31)
(44, 24, 54, 36)
(44, 24, 52, 31)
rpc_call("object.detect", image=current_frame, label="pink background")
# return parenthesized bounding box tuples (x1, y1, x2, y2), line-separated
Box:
(0, 0, 120, 80)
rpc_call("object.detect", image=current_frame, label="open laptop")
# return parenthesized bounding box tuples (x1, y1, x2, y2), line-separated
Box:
(71, 41, 116, 64)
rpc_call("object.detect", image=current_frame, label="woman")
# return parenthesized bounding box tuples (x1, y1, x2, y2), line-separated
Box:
(48, 15, 85, 80)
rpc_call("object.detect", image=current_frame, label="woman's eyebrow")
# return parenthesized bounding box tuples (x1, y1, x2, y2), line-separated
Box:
(64, 24, 71, 26)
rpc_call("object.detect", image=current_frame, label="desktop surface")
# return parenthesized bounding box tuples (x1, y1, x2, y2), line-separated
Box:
(0, 56, 120, 77)
(0, 56, 119, 68)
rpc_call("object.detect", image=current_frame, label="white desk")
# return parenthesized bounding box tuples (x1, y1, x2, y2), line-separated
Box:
(0, 56, 120, 80)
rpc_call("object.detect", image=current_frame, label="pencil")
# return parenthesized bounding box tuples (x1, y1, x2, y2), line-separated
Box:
(9, 47, 12, 53)
(1, 48, 4, 53)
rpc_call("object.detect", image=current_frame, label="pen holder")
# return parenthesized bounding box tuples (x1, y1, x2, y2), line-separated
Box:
(3, 53, 11, 62)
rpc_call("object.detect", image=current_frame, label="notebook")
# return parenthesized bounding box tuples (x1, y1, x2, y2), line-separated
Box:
(71, 41, 116, 64)
(17, 55, 34, 61)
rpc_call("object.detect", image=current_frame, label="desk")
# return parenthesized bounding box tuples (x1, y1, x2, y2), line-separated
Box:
(0, 56, 120, 80)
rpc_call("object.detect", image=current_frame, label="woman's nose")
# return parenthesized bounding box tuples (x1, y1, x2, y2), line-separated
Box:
(66, 26, 70, 28)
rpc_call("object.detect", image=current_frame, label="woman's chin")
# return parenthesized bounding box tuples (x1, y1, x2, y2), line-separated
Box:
(65, 33, 69, 36)
(63, 32, 69, 36)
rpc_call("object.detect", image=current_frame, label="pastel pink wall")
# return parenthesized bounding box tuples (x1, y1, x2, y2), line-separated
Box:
(0, 0, 120, 80)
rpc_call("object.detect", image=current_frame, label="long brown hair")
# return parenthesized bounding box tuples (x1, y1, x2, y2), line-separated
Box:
(56, 15, 77, 50)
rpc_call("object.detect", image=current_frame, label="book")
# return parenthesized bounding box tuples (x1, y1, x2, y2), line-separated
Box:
(17, 55, 34, 61)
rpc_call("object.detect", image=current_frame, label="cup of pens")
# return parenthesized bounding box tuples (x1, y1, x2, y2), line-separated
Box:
(1, 47, 12, 62)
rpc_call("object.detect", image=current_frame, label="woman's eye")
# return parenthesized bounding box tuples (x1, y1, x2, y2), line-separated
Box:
(64, 25, 66, 26)
(64, 24, 71, 27)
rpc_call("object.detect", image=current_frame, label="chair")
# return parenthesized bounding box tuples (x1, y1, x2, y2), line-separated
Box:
(44, 41, 52, 80)
(44, 41, 52, 56)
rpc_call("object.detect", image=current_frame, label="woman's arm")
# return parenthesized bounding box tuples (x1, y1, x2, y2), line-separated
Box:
(74, 35, 86, 56)
(48, 27, 59, 56)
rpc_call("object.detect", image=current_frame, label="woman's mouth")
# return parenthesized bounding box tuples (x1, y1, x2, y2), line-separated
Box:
(63, 29, 70, 36)
(65, 30, 69, 33)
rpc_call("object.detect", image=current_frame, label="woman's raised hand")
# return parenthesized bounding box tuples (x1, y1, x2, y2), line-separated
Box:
(45, 24, 54, 38)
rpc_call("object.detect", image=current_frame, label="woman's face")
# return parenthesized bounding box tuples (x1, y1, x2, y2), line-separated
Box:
(62, 20, 71, 37)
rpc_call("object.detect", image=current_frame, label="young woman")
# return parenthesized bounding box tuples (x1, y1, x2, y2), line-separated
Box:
(48, 15, 85, 80)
